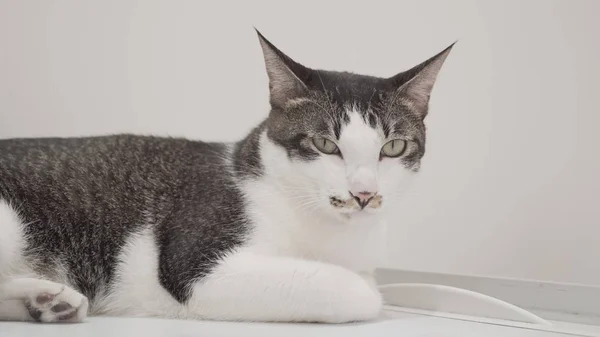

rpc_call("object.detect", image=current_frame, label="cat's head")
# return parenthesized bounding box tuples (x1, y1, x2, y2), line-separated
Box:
(256, 30, 453, 221)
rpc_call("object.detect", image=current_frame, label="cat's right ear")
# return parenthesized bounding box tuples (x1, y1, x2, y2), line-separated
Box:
(256, 29, 310, 109)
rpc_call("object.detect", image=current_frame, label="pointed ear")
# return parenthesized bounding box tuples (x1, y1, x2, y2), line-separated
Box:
(390, 42, 455, 118)
(256, 29, 310, 108)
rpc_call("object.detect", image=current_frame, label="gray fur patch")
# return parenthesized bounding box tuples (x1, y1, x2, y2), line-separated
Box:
(0, 135, 250, 303)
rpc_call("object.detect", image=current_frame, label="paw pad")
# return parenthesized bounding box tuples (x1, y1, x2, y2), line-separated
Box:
(35, 293, 55, 305)
(51, 302, 72, 313)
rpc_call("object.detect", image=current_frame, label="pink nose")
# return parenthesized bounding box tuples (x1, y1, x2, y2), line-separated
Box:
(349, 191, 376, 209)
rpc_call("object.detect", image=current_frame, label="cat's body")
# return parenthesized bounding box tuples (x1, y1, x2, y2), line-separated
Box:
(0, 31, 453, 323)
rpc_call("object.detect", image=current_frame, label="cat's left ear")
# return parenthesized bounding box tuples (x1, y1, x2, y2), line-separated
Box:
(389, 42, 455, 118)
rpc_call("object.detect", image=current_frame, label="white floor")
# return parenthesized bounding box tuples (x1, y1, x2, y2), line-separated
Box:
(2, 309, 599, 337)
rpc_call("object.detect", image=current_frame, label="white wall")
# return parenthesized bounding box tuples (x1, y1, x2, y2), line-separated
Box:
(1, 0, 598, 285)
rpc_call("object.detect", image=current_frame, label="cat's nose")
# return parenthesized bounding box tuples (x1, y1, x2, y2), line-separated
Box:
(349, 191, 376, 209)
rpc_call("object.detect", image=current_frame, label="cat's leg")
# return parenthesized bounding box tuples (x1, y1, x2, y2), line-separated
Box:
(186, 252, 382, 323)
(0, 200, 89, 323)
(0, 278, 88, 323)
(0, 300, 32, 321)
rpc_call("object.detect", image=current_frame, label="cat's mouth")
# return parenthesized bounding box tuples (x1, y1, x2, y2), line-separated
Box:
(329, 194, 383, 212)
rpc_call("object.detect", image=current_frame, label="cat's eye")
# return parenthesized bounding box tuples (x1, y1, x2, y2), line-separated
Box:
(381, 139, 407, 158)
(312, 137, 339, 155)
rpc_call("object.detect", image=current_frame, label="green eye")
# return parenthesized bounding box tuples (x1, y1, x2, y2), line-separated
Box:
(381, 139, 407, 158)
(312, 137, 339, 155)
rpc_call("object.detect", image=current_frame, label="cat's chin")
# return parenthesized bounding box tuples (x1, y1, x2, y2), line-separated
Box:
(335, 208, 382, 222)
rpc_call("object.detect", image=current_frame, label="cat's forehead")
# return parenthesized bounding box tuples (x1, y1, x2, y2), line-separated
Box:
(306, 70, 393, 109)
(320, 99, 424, 148)
(306, 88, 420, 142)
(303, 70, 398, 139)
(337, 110, 383, 163)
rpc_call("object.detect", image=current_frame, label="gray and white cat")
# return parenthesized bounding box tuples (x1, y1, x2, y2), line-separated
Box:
(0, 30, 453, 323)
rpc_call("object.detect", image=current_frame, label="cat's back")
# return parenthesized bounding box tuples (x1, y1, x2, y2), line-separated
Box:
(0, 134, 194, 171)
(0, 134, 228, 185)
(1, 135, 188, 211)
(0, 134, 236, 224)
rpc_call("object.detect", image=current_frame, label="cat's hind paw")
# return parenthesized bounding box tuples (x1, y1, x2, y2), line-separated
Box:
(24, 283, 88, 323)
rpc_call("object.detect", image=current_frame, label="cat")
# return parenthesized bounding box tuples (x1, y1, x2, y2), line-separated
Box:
(0, 30, 453, 324)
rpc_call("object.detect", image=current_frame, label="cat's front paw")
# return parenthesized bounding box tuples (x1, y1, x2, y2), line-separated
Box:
(358, 271, 378, 291)
(317, 268, 383, 323)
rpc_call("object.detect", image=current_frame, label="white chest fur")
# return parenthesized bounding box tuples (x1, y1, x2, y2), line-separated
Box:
(240, 178, 387, 274)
